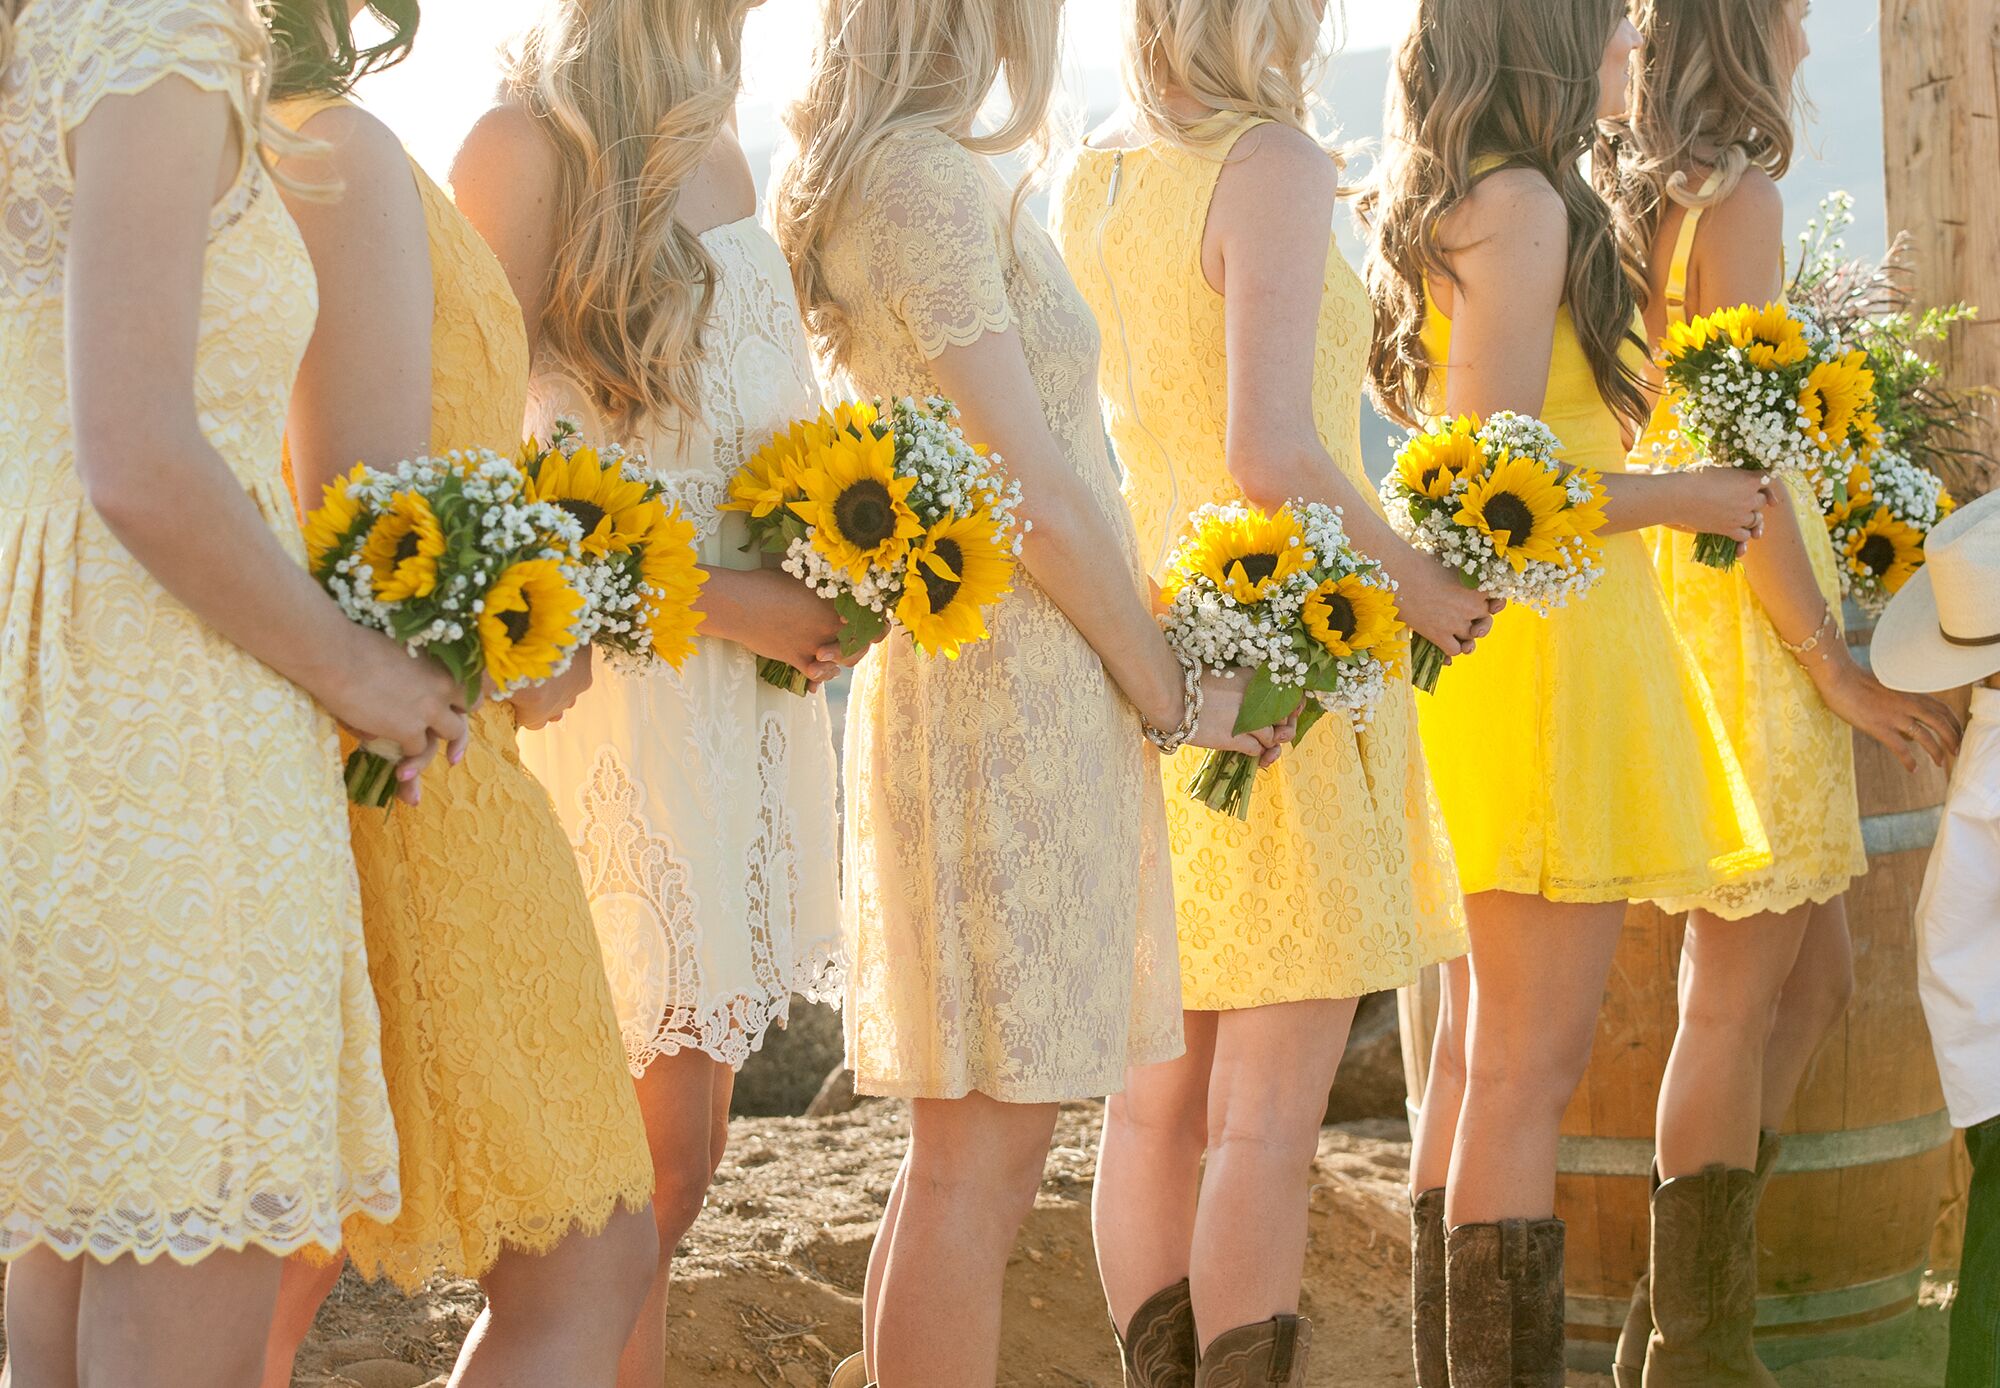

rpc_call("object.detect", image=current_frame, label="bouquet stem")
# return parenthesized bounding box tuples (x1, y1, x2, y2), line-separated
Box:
(344, 747, 401, 810)
(757, 656, 812, 696)
(1188, 749, 1260, 821)
(1409, 635, 1448, 694)
(1691, 531, 1742, 571)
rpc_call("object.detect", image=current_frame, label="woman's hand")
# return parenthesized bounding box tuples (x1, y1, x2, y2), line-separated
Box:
(1188, 670, 1295, 766)
(316, 628, 471, 805)
(1665, 468, 1773, 548)
(511, 645, 595, 731)
(1390, 552, 1504, 660)
(1813, 658, 1963, 772)
(706, 567, 858, 689)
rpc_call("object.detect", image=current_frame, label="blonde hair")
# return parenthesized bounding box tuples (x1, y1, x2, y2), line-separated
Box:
(1124, 0, 1332, 150)
(774, 0, 1066, 372)
(1617, 0, 1798, 251)
(1360, 0, 1649, 427)
(508, 0, 756, 435)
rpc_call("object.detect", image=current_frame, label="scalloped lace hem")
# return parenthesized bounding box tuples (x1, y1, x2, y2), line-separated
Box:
(630, 944, 848, 1074)
(345, 1178, 654, 1293)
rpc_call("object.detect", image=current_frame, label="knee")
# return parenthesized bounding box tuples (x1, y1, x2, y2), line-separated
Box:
(1107, 1089, 1208, 1166)
(604, 1207, 662, 1292)
(1206, 1109, 1321, 1179)
(909, 1142, 1046, 1231)
(1464, 1047, 1590, 1121)
(651, 1159, 713, 1258)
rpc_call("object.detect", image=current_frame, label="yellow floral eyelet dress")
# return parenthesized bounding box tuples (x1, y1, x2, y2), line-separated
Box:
(812, 127, 1183, 1102)
(0, 0, 398, 1263)
(274, 96, 651, 1290)
(1051, 122, 1467, 1009)
(1643, 203, 1865, 919)
(1415, 295, 1770, 901)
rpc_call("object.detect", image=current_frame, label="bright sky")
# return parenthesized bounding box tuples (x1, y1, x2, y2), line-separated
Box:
(359, 1, 1422, 183)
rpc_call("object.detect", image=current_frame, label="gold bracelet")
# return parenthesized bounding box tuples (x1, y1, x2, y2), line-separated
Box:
(1143, 654, 1204, 755)
(1778, 603, 1836, 661)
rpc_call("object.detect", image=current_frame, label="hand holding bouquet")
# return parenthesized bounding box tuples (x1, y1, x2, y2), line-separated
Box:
(1160, 500, 1403, 820)
(1379, 413, 1606, 691)
(1822, 451, 1957, 613)
(1656, 301, 1881, 570)
(723, 397, 1025, 694)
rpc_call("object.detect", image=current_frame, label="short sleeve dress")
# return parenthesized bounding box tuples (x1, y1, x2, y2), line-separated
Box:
(810, 128, 1183, 1102)
(0, 0, 398, 1263)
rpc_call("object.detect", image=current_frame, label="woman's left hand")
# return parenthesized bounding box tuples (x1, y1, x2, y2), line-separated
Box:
(511, 644, 596, 730)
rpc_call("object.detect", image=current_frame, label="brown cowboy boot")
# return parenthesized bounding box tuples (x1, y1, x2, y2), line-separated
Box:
(1193, 1315, 1312, 1386)
(1412, 1189, 1449, 1387)
(1444, 1219, 1566, 1388)
(1116, 1280, 1198, 1388)
(1643, 1164, 1778, 1386)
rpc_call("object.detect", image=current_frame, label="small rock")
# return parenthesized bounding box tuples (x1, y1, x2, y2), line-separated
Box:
(334, 1360, 432, 1388)
(1028, 1296, 1047, 1311)
(320, 1337, 395, 1366)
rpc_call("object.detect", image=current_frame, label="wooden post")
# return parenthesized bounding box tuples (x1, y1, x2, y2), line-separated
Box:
(1880, 0, 2000, 495)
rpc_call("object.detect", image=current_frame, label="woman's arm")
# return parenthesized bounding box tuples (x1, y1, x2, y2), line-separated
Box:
(68, 76, 465, 784)
(1207, 123, 1498, 659)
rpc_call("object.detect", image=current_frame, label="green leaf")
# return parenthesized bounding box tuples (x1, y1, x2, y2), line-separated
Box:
(833, 594, 888, 658)
(1234, 664, 1304, 736)
(1292, 701, 1328, 745)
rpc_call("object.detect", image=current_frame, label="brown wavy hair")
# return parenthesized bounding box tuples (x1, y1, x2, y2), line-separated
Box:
(507, 0, 757, 434)
(1360, 0, 1649, 426)
(267, 0, 420, 100)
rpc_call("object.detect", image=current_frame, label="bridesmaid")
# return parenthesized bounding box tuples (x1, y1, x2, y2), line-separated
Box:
(0, 0, 456, 1383)
(253, 5, 659, 1386)
(453, 2, 848, 1384)
(1611, 2, 1961, 1381)
(1050, 1, 1482, 1381)
(775, 1, 1290, 1383)
(1361, 1, 1777, 1381)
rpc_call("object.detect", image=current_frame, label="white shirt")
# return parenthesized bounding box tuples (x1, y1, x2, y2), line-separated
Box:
(1917, 685, 2000, 1129)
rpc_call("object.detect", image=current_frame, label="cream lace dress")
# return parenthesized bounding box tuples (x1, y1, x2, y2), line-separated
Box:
(519, 219, 845, 1072)
(812, 128, 1184, 1103)
(0, 0, 399, 1263)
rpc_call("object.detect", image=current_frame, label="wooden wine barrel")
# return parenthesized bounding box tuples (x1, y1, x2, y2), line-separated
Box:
(1399, 605, 1961, 1371)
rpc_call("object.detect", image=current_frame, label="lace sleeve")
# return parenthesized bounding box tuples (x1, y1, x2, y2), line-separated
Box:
(864, 132, 1017, 360)
(62, 0, 258, 143)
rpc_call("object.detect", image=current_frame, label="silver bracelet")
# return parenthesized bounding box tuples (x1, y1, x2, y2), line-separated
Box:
(1143, 654, 1204, 755)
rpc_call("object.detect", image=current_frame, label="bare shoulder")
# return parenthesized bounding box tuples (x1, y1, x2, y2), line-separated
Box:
(1695, 167, 1784, 258)
(1454, 166, 1568, 243)
(1219, 122, 1339, 202)
(283, 101, 412, 195)
(452, 101, 557, 206)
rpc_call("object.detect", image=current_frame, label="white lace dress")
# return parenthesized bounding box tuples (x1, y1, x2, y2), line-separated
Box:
(519, 219, 844, 1072)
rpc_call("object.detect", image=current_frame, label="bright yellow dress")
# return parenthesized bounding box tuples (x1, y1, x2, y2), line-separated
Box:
(0, 0, 399, 1263)
(1415, 294, 1770, 901)
(276, 97, 651, 1290)
(1643, 198, 1864, 919)
(1052, 121, 1466, 1010)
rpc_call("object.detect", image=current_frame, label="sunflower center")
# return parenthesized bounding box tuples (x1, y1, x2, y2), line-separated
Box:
(1234, 552, 1281, 586)
(1320, 593, 1357, 641)
(501, 606, 533, 643)
(921, 538, 966, 612)
(1858, 533, 1899, 576)
(393, 529, 422, 565)
(563, 499, 608, 534)
(833, 479, 897, 548)
(1482, 492, 1536, 546)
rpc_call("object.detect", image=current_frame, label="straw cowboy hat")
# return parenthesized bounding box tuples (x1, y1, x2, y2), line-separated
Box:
(1874, 485, 2000, 693)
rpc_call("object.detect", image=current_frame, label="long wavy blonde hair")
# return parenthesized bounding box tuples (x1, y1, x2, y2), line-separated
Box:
(1617, 0, 1798, 251)
(507, 0, 756, 435)
(774, 0, 1066, 373)
(1124, 0, 1333, 150)
(1360, 0, 1649, 427)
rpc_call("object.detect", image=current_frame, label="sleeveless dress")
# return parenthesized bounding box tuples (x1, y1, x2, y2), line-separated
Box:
(0, 0, 398, 1263)
(519, 218, 845, 1073)
(275, 96, 651, 1289)
(1415, 293, 1770, 901)
(1052, 122, 1466, 1010)
(1642, 193, 1865, 919)
(810, 127, 1183, 1102)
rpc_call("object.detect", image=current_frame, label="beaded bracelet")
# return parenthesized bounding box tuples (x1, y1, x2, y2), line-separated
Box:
(1143, 653, 1205, 755)
(1779, 603, 1837, 663)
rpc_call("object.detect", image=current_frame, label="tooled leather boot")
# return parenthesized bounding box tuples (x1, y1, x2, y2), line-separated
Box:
(1643, 1165, 1779, 1386)
(1116, 1279, 1199, 1388)
(1443, 1218, 1566, 1388)
(1193, 1314, 1312, 1386)
(1412, 1189, 1449, 1387)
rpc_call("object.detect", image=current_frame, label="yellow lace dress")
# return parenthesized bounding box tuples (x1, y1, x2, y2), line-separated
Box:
(276, 97, 651, 1289)
(1643, 200, 1865, 918)
(0, 0, 398, 1263)
(1415, 296, 1770, 901)
(1052, 123, 1466, 1009)
(813, 127, 1183, 1102)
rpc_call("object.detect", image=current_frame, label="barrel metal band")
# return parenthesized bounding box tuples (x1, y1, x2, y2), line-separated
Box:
(1861, 805, 1944, 856)
(1568, 1263, 1925, 1330)
(1549, 1109, 1952, 1178)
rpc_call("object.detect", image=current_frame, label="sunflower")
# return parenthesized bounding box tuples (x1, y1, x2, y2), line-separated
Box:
(1798, 351, 1878, 455)
(357, 490, 447, 601)
(1179, 506, 1311, 604)
(1728, 303, 1812, 371)
(478, 558, 585, 687)
(1453, 452, 1571, 570)
(638, 503, 708, 668)
(1840, 510, 1925, 595)
(895, 510, 1016, 659)
(1398, 417, 1489, 500)
(525, 443, 660, 558)
(788, 427, 924, 580)
(304, 463, 368, 572)
(1827, 459, 1876, 525)
(1302, 574, 1404, 660)
(1559, 468, 1610, 550)
(727, 421, 816, 520)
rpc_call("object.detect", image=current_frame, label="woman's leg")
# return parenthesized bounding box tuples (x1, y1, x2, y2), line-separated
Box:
(1187, 999, 1356, 1345)
(1759, 896, 1854, 1131)
(76, 1250, 280, 1388)
(257, 1253, 346, 1388)
(451, 1207, 658, 1388)
(616, 1047, 732, 1388)
(1093, 1012, 1218, 1332)
(1411, 955, 1471, 1197)
(869, 1094, 1059, 1387)
(3, 1247, 84, 1388)
(860, 1149, 910, 1380)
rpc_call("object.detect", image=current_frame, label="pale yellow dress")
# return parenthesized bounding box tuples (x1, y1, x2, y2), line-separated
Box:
(0, 0, 398, 1262)
(814, 128, 1183, 1101)
(1052, 121, 1466, 1009)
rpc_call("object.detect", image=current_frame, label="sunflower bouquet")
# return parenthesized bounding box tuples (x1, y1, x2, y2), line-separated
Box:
(1378, 412, 1607, 691)
(1820, 450, 1958, 614)
(304, 450, 592, 807)
(1656, 300, 1880, 570)
(518, 418, 707, 670)
(723, 396, 1025, 694)
(1159, 499, 1403, 820)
